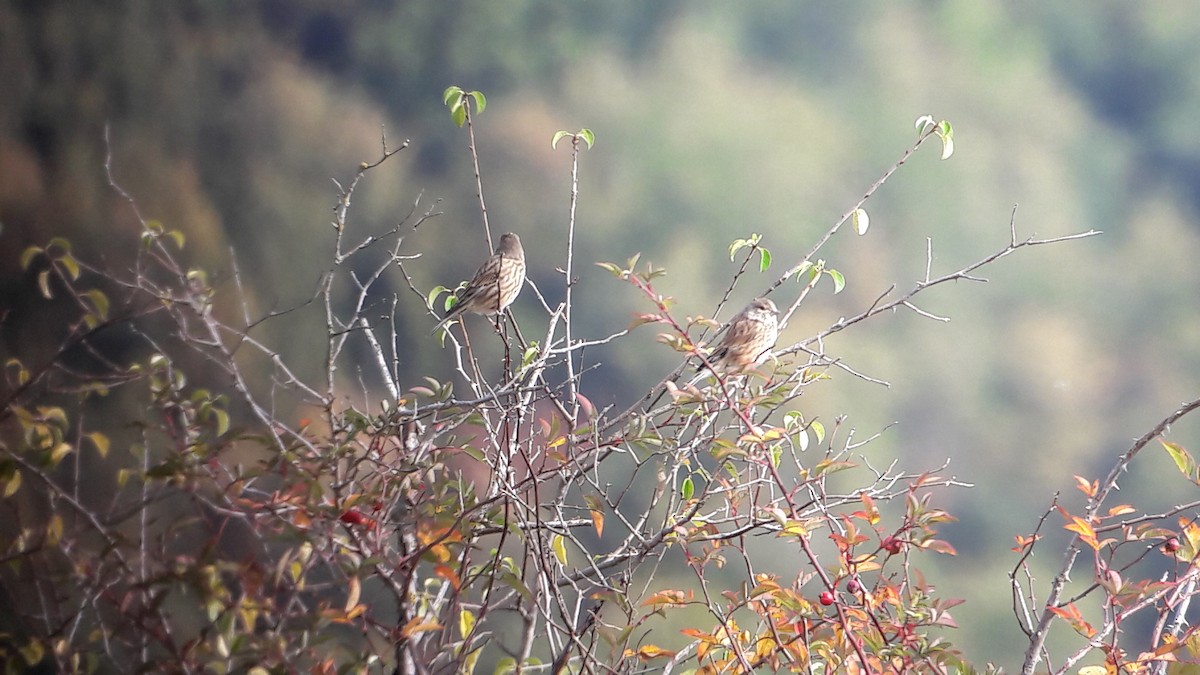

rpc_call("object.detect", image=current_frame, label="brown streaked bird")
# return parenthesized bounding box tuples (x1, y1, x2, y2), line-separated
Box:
(695, 296, 779, 378)
(432, 232, 526, 332)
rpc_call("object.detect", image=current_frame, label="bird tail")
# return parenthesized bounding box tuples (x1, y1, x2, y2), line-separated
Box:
(431, 308, 462, 334)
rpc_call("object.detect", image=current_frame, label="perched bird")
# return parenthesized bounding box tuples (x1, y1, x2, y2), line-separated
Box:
(432, 232, 526, 332)
(693, 297, 779, 379)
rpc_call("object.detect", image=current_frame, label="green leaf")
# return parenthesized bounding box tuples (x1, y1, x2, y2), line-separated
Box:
(58, 254, 81, 280)
(812, 459, 855, 477)
(18, 638, 44, 667)
(852, 208, 870, 236)
(914, 115, 935, 134)
(758, 247, 771, 273)
(827, 269, 846, 294)
(83, 289, 110, 320)
(19, 246, 42, 270)
(167, 230, 186, 249)
(1162, 439, 1199, 484)
(522, 344, 539, 369)
(579, 128, 595, 148)
(791, 260, 814, 282)
(681, 476, 694, 500)
(451, 104, 467, 128)
(443, 86, 463, 106)
(810, 421, 826, 445)
(47, 237, 72, 255)
(729, 238, 747, 261)
(427, 285, 450, 310)
(937, 120, 955, 159)
(213, 409, 230, 437)
(594, 262, 623, 277)
(469, 90, 486, 114)
(5, 358, 29, 385)
(551, 131, 571, 149)
(940, 135, 954, 160)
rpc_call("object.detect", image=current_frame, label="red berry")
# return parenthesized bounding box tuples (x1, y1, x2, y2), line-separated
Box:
(819, 590, 835, 606)
(1164, 537, 1182, 553)
(340, 509, 367, 525)
(846, 578, 862, 594)
(883, 536, 903, 555)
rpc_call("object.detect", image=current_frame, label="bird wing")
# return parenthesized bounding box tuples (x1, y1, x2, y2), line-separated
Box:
(431, 255, 501, 332)
(718, 314, 759, 352)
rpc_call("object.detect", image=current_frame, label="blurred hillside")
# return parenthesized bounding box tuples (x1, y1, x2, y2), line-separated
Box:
(4, 0, 1200, 665)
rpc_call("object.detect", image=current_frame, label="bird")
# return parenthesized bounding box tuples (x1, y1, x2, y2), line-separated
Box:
(691, 296, 779, 382)
(432, 232, 526, 332)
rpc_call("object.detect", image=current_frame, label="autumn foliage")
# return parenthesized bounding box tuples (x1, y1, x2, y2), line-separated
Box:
(3, 99, 1200, 675)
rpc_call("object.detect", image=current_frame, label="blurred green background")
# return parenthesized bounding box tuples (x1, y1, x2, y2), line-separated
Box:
(4, 0, 1200, 666)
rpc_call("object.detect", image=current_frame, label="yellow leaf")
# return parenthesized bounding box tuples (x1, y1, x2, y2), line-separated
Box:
(2, 470, 20, 498)
(86, 432, 110, 458)
(344, 576, 361, 612)
(239, 606, 258, 633)
(552, 534, 568, 565)
(345, 604, 366, 620)
(459, 609, 476, 639)
(47, 515, 63, 547)
(49, 442, 73, 467)
(429, 544, 451, 563)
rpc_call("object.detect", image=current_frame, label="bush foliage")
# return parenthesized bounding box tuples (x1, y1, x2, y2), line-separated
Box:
(3, 99, 1200, 675)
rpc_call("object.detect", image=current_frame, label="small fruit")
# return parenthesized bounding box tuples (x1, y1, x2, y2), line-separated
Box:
(1164, 537, 1181, 553)
(339, 509, 376, 528)
(819, 590, 835, 606)
(846, 578, 862, 594)
(340, 509, 367, 525)
(883, 536, 903, 555)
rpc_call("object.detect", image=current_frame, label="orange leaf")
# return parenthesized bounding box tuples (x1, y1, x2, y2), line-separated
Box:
(642, 589, 689, 608)
(1073, 475, 1097, 497)
(590, 509, 605, 538)
(400, 617, 444, 638)
(1065, 517, 1100, 549)
(1011, 534, 1040, 552)
(435, 564, 462, 590)
(427, 543, 451, 562)
(1106, 504, 1136, 517)
(920, 539, 957, 555)
(680, 628, 716, 642)
(625, 645, 676, 661)
(1048, 602, 1095, 638)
